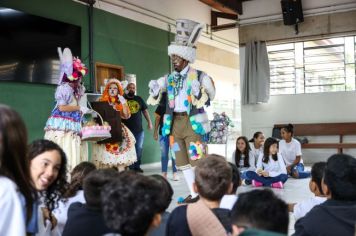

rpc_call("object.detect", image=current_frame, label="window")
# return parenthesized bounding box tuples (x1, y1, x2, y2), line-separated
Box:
(267, 36, 356, 95)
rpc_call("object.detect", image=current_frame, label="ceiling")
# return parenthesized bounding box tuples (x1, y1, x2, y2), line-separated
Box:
(198, 0, 252, 15)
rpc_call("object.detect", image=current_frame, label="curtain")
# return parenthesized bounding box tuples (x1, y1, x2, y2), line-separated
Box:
(242, 41, 270, 105)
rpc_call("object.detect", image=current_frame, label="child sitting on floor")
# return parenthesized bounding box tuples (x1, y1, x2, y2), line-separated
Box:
(288, 162, 327, 221)
(220, 162, 241, 210)
(246, 137, 288, 188)
(166, 154, 233, 236)
(232, 136, 255, 185)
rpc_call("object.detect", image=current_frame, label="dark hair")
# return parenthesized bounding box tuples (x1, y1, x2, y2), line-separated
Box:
(28, 139, 68, 213)
(0, 104, 35, 222)
(101, 172, 161, 236)
(83, 169, 119, 208)
(282, 123, 294, 136)
(311, 162, 326, 195)
(150, 174, 173, 213)
(231, 189, 289, 234)
(262, 137, 278, 163)
(234, 136, 251, 168)
(249, 131, 263, 143)
(63, 162, 96, 199)
(323, 154, 356, 201)
(195, 154, 232, 201)
(229, 162, 241, 194)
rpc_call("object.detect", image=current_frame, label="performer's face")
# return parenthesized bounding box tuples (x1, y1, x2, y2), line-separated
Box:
(171, 54, 188, 72)
(108, 83, 119, 97)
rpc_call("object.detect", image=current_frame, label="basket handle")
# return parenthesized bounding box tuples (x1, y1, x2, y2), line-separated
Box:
(81, 109, 105, 126)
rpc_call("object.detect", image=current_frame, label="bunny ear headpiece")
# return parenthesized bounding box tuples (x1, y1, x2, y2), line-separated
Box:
(168, 19, 204, 63)
(58, 47, 88, 84)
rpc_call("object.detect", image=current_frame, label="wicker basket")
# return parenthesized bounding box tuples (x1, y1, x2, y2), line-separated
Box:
(81, 109, 112, 142)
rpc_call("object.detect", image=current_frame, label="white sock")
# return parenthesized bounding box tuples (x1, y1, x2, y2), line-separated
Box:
(182, 167, 198, 198)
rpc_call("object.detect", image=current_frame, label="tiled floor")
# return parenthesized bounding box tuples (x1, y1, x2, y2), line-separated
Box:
(143, 164, 312, 236)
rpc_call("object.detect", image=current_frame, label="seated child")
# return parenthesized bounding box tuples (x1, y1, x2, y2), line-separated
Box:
(279, 124, 310, 179)
(231, 189, 289, 235)
(288, 162, 326, 220)
(62, 169, 119, 236)
(220, 163, 241, 210)
(53, 161, 96, 234)
(166, 154, 233, 236)
(101, 171, 162, 236)
(148, 174, 174, 236)
(246, 137, 288, 188)
(294, 154, 356, 236)
(232, 136, 255, 185)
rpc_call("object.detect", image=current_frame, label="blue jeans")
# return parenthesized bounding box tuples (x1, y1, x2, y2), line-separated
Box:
(129, 131, 144, 170)
(246, 171, 288, 186)
(159, 136, 177, 173)
(291, 163, 311, 179)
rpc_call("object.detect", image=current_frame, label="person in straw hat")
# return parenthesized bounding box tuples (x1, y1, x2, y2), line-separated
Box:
(148, 19, 216, 203)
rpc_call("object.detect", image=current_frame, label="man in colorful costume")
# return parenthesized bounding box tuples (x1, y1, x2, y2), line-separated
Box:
(148, 19, 215, 202)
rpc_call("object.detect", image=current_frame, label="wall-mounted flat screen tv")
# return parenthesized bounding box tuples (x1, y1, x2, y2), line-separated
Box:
(0, 7, 81, 85)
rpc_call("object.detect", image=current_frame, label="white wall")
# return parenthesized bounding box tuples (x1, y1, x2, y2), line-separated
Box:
(240, 46, 356, 163)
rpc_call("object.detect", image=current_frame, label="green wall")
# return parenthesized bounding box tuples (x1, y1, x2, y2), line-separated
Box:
(0, 0, 170, 164)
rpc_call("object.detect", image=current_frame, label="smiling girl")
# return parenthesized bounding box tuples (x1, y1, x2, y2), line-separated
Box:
(28, 139, 68, 235)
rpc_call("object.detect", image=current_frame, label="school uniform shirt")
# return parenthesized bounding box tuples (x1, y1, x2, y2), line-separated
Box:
(0, 177, 26, 236)
(279, 138, 303, 166)
(249, 142, 263, 165)
(166, 205, 232, 236)
(232, 150, 256, 172)
(294, 199, 356, 236)
(293, 196, 327, 221)
(219, 195, 238, 210)
(256, 153, 287, 177)
(52, 190, 86, 234)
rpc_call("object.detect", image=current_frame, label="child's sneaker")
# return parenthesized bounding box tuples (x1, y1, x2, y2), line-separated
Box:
(252, 180, 263, 187)
(271, 181, 284, 189)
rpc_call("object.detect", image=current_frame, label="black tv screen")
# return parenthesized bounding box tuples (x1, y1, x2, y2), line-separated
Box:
(0, 7, 81, 85)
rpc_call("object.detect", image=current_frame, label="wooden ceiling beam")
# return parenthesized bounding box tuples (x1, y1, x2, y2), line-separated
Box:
(199, 0, 243, 15)
(211, 10, 238, 32)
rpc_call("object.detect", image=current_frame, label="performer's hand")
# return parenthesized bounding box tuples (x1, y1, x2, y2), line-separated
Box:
(191, 79, 201, 96)
(153, 131, 158, 141)
(148, 80, 160, 96)
(80, 106, 90, 114)
(147, 122, 153, 130)
(118, 95, 127, 104)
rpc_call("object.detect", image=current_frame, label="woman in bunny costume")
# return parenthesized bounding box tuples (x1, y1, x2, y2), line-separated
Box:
(91, 79, 137, 171)
(44, 47, 89, 170)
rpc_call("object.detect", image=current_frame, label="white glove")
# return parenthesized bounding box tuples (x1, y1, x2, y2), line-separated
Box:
(191, 79, 201, 96)
(118, 95, 127, 104)
(148, 80, 160, 96)
(80, 106, 90, 114)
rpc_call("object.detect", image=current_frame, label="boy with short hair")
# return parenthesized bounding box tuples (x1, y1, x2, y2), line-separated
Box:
(101, 172, 162, 236)
(62, 169, 119, 236)
(166, 154, 233, 236)
(288, 162, 327, 220)
(220, 162, 241, 210)
(294, 154, 356, 236)
(231, 189, 289, 235)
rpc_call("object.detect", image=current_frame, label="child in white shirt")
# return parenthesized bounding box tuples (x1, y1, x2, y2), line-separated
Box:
(246, 137, 288, 188)
(232, 136, 256, 184)
(289, 162, 327, 220)
(248, 131, 265, 165)
(279, 124, 310, 179)
(220, 163, 241, 210)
